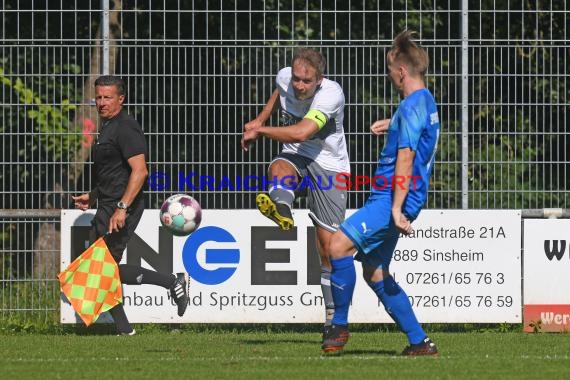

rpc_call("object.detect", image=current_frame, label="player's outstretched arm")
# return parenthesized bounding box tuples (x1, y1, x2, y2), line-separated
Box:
(242, 116, 320, 151)
(244, 89, 280, 131)
(256, 117, 319, 143)
(241, 128, 260, 151)
(370, 118, 391, 135)
(242, 89, 280, 151)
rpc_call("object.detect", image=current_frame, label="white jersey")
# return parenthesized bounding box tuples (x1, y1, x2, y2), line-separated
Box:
(276, 67, 350, 173)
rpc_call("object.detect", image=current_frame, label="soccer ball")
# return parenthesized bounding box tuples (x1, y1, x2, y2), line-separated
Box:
(159, 194, 202, 236)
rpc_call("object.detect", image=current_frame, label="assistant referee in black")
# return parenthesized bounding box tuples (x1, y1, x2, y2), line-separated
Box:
(72, 75, 189, 335)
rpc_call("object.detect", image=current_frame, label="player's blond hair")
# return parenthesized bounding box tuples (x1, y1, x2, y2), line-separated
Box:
(388, 30, 429, 77)
(292, 48, 326, 78)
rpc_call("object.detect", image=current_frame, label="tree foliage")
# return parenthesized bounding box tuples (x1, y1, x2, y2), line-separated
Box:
(467, 0, 569, 208)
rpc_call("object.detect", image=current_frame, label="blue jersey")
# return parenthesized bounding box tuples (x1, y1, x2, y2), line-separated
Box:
(372, 88, 440, 220)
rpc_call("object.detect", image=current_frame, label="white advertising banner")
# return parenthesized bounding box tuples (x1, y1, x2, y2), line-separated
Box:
(393, 210, 521, 323)
(523, 219, 570, 332)
(61, 209, 521, 324)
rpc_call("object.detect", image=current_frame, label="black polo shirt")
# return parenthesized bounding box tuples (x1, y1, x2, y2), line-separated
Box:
(91, 109, 147, 204)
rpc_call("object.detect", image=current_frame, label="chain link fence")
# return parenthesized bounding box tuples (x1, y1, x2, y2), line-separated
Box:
(1, 1, 568, 320)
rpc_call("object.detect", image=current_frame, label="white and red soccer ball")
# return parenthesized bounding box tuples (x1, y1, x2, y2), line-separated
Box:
(159, 194, 202, 236)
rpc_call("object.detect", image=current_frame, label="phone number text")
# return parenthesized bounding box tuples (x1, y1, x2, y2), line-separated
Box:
(408, 295, 514, 308)
(397, 272, 505, 285)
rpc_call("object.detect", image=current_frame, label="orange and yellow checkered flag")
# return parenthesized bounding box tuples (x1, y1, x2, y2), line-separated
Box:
(58, 237, 122, 326)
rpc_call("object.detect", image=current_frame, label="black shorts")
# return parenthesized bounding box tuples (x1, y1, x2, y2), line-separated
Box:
(89, 198, 145, 263)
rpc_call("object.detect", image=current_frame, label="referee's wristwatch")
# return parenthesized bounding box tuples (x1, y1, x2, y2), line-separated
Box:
(117, 201, 129, 210)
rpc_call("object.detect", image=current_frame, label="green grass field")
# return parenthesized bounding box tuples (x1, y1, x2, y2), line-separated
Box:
(1, 325, 569, 380)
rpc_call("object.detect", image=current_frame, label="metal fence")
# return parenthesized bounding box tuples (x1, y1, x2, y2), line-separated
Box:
(1, 1, 568, 319)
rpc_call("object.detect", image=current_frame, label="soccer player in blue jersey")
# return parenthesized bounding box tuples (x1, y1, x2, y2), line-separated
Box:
(321, 30, 440, 356)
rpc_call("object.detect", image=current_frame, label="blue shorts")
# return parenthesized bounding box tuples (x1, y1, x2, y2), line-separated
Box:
(339, 194, 400, 270)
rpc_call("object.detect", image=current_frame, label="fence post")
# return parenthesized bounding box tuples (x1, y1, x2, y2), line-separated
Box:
(101, 0, 110, 75)
(461, 0, 469, 209)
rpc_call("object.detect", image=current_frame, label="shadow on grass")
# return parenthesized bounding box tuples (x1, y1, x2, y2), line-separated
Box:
(1, 320, 524, 335)
(70, 324, 116, 335)
(340, 348, 400, 356)
(239, 337, 318, 345)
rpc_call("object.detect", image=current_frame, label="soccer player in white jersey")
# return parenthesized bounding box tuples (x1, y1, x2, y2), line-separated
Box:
(321, 30, 440, 355)
(241, 48, 350, 340)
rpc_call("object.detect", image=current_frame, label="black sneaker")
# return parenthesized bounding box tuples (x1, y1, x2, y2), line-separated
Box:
(322, 325, 331, 343)
(170, 273, 189, 317)
(256, 193, 294, 230)
(401, 337, 439, 356)
(321, 324, 350, 353)
(116, 329, 136, 336)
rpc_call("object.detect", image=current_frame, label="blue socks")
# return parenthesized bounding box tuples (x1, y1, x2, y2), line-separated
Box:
(368, 276, 426, 345)
(330, 256, 356, 326)
(330, 256, 425, 345)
